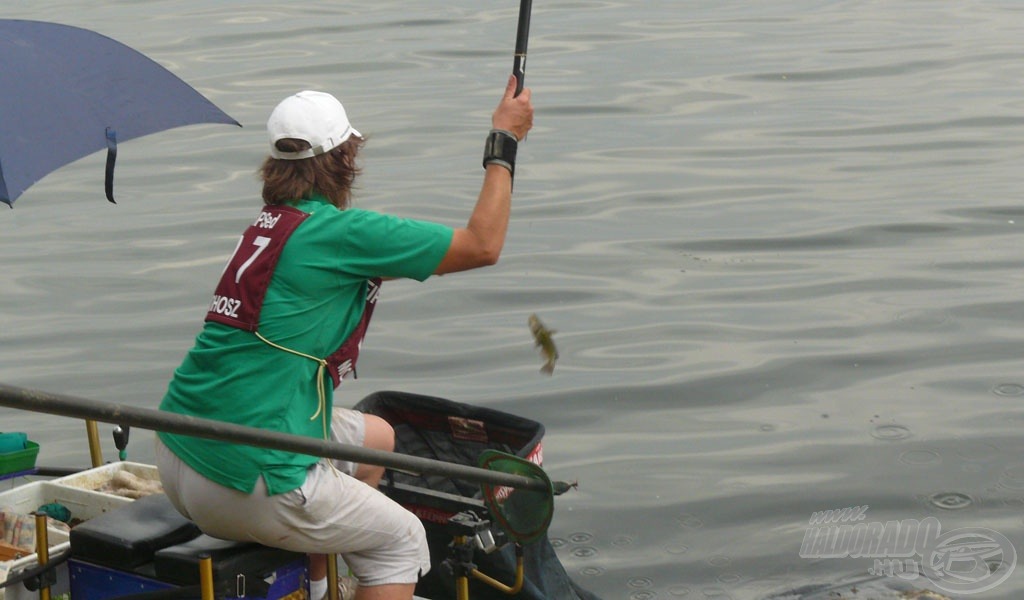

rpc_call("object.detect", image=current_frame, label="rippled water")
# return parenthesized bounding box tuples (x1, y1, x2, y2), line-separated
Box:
(4, 2, 1024, 598)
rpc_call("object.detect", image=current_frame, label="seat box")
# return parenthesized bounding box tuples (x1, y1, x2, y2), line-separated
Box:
(68, 493, 307, 600)
(68, 555, 307, 600)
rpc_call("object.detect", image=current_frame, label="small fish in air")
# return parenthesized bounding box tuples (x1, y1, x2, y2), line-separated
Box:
(528, 313, 558, 375)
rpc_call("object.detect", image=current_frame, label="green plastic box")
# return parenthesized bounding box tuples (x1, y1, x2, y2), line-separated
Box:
(0, 441, 40, 476)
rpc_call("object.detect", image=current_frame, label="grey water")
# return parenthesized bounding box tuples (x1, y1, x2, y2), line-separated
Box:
(3, 1, 1024, 598)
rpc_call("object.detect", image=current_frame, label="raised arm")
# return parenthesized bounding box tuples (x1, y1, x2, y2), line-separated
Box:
(434, 75, 534, 275)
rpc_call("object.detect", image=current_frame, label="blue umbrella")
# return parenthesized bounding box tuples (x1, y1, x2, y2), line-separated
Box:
(0, 19, 240, 207)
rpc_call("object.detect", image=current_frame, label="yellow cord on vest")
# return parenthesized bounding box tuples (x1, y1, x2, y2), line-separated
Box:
(254, 331, 330, 441)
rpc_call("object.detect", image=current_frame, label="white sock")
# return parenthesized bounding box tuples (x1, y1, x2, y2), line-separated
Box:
(309, 577, 328, 600)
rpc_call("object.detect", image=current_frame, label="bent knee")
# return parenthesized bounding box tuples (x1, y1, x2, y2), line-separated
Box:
(363, 414, 395, 452)
(351, 512, 430, 585)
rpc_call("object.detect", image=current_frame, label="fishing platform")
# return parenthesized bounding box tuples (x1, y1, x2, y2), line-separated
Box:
(0, 390, 597, 600)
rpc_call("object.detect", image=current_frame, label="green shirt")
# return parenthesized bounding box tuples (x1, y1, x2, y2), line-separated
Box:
(158, 196, 453, 494)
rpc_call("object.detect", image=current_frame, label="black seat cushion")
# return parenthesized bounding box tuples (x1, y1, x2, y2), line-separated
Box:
(69, 494, 202, 568)
(154, 534, 304, 585)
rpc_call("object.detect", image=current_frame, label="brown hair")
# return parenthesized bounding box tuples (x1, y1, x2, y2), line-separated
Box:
(259, 136, 365, 209)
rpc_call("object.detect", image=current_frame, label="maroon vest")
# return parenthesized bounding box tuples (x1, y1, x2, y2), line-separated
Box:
(205, 205, 380, 389)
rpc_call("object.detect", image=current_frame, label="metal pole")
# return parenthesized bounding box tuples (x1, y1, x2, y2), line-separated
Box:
(0, 383, 549, 492)
(85, 419, 103, 467)
(326, 555, 340, 600)
(198, 555, 215, 600)
(33, 512, 51, 600)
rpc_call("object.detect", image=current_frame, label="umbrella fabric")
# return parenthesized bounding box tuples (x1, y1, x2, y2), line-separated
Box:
(0, 19, 239, 207)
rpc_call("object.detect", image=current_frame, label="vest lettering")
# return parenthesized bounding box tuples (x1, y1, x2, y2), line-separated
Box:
(209, 295, 242, 318)
(254, 211, 281, 229)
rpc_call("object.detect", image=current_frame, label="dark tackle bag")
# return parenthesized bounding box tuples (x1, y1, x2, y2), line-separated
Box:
(353, 391, 601, 600)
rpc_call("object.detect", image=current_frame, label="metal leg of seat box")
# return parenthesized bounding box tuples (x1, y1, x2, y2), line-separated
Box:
(85, 419, 103, 467)
(33, 512, 52, 600)
(327, 553, 341, 600)
(447, 512, 525, 600)
(198, 555, 215, 600)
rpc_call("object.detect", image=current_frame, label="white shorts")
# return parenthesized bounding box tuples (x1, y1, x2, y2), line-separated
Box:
(328, 407, 365, 478)
(155, 408, 430, 586)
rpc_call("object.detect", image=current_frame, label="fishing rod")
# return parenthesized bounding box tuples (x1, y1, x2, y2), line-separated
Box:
(0, 383, 557, 493)
(512, 0, 532, 97)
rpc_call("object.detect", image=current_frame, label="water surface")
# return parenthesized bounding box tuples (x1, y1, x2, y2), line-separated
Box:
(3, 2, 1024, 598)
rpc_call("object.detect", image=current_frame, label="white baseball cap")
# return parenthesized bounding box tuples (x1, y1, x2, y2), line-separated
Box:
(267, 90, 362, 160)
